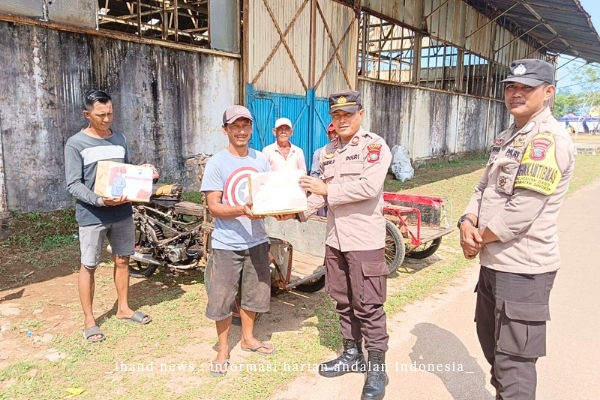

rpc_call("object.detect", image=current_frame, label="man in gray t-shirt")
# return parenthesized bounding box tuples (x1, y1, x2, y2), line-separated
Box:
(65, 90, 152, 344)
(200, 105, 275, 377)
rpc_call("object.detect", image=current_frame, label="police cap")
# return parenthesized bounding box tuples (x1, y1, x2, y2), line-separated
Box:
(328, 90, 362, 114)
(501, 59, 555, 87)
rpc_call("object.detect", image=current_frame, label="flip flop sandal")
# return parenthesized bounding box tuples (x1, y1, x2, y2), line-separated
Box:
(210, 359, 230, 377)
(118, 311, 152, 325)
(241, 342, 276, 356)
(83, 326, 105, 343)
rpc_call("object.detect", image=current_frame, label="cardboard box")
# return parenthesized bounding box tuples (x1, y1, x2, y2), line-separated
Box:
(94, 161, 154, 202)
(249, 169, 307, 216)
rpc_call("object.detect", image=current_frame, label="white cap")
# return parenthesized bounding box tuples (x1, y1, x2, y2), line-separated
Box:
(274, 117, 292, 129)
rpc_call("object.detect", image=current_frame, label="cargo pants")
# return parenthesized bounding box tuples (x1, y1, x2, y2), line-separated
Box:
(476, 266, 557, 400)
(325, 245, 389, 352)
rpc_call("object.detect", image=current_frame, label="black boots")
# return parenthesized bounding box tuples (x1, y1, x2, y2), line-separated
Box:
(361, 351, 388, 400)
(319, 342, 388, 400)
(319, 339, 366, 377)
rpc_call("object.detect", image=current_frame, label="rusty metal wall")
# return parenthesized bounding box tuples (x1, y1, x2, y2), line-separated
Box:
(360, 0, 423, 30)
(248, 0, 311, 95)
(47, 0, 96, 29)
(494, 25, 544, 66)
(313, 0, 357, 96)
(0, 21, 238, 213)
(359, 79, 510, 160)
(0, 0, 43, 18)
(247, 0, 357, 96)
(362, 0, 544, 67)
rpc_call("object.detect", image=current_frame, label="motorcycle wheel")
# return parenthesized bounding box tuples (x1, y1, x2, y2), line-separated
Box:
(129, 261, 159, 278)
(295, 275, 326, 292)
(406, 238, 442, 259)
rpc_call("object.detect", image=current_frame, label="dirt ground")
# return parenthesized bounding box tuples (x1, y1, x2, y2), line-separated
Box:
(0, 242, 338, 398)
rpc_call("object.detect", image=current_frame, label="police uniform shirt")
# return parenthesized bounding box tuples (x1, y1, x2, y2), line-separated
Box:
(464, 106, 575, 274)
(300, 127, 392, 252)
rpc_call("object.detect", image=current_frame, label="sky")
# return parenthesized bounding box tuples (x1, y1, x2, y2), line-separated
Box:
(556, 0, 600, 92)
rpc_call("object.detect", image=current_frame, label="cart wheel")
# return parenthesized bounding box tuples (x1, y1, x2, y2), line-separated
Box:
(385, 220, 405, 274)
(129, 261, 159, 278)
(407, 238, 442, 259)
(296, 275, 326, 293)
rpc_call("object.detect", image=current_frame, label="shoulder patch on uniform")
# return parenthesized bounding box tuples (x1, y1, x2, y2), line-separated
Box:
(515, 132, 561, 196)
(367, 144, 382, 163)
(529, 136, 553, 161)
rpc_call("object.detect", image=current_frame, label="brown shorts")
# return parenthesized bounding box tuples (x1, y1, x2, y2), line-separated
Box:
(205, 242, 271, 321)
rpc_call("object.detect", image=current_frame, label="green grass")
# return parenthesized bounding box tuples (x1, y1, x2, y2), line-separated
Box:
(568, 155, 600, 194)
(38, 234, 77, 251)
(19, 318, 44, 330)
(181, 191, 203, 204)
(384, 155, 488, 192)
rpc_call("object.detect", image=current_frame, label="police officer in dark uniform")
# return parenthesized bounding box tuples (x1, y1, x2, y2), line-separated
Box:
(459, 59, 575, 399)
(294, 90, 392, 400)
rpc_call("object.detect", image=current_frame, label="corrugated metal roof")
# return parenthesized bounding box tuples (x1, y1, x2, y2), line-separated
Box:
(465, 0, 600, 63)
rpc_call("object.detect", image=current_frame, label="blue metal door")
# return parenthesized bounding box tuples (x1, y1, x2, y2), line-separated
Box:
(246, 84, 331, 169)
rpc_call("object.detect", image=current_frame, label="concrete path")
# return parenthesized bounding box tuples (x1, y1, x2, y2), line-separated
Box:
(273, 180, 600, 400)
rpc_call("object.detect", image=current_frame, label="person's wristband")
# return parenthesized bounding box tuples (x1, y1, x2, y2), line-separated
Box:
(457, 215, 475, 229)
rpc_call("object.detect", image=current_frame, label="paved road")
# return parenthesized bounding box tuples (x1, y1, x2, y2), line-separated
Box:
(273, 180, 600, 400)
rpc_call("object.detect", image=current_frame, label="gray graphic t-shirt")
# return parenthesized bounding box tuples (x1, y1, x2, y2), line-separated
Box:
(64, 130, 133, 226)
(201, 148, 271, 250)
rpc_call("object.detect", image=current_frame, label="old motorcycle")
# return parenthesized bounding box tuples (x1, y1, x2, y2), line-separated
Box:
(106, 155, 211, 278)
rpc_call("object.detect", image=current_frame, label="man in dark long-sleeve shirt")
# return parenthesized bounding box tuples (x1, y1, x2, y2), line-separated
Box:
(65, 90, 152, 343)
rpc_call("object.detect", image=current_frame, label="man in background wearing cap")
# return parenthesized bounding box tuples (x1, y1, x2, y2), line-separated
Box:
(459, 59, 574, 399)
(311, 123, 338, 216)
(262, 117, 307, 173)
(201, 105, 275, 377)
(294, 89, 392, 400)
(310, 123, 338, 178)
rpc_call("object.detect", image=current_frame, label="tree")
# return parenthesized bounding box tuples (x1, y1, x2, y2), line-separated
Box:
(573, 64, 600, 89)
(554, 90, 582, 116)
(555, 64, 600, 116)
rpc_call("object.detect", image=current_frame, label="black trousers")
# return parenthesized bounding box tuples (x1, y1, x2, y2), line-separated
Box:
(476, 266, 557, 400)
(325, 245, 389, 352)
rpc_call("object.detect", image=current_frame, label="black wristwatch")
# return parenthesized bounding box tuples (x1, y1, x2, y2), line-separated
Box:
(457, 215, 476, 229)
